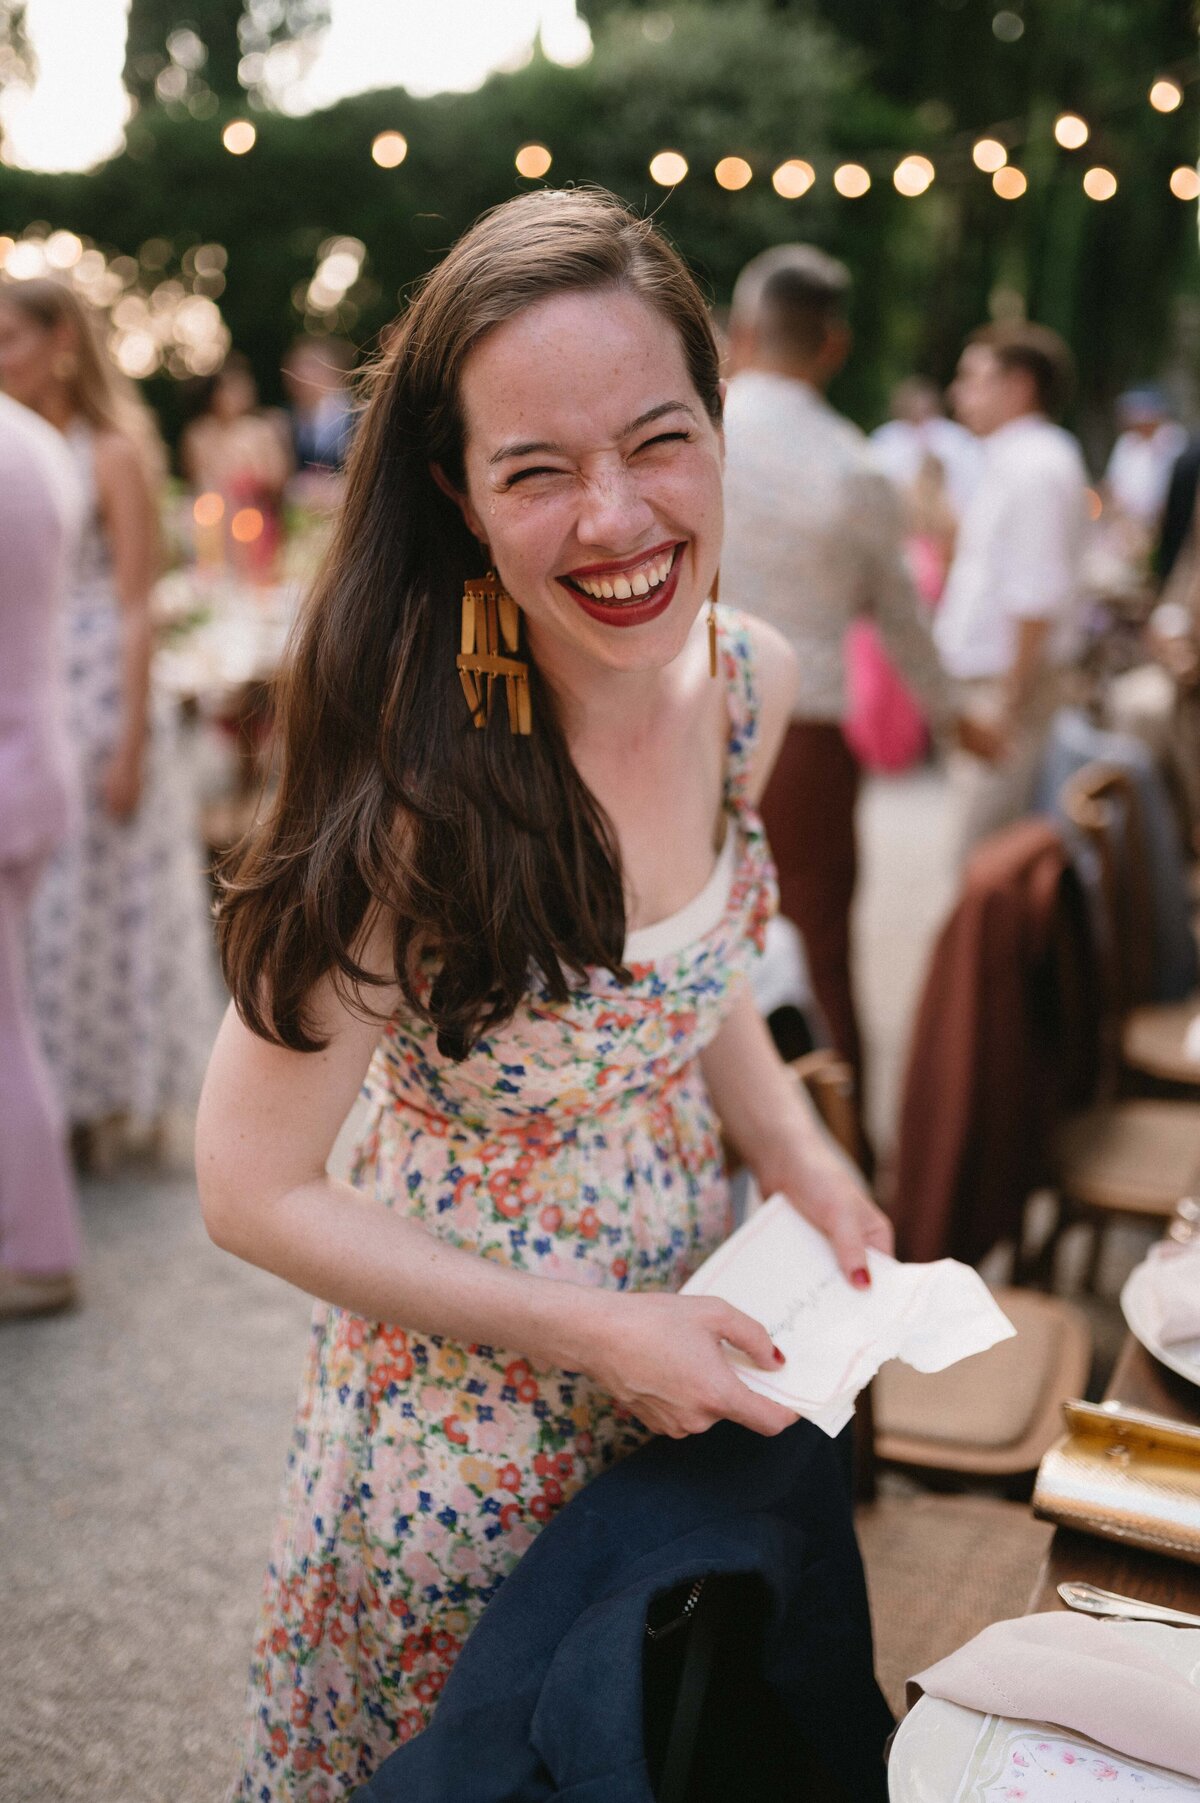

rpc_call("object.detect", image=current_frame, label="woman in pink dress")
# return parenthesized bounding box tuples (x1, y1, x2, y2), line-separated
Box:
(198, 189, 891, 1800)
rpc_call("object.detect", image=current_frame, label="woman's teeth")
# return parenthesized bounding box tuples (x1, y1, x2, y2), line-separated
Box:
(571, 550, 675, 601)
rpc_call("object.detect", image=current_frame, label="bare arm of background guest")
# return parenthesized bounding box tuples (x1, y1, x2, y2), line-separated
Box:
(1003, 615, 1053, 726)
(94, 431, 161, 819)
(855, 467, 1003, 762)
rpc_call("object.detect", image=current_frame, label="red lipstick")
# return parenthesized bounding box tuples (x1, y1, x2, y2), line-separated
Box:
(557, 542, 684, 630)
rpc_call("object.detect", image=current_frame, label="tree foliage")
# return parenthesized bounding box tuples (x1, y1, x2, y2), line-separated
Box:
(2, 0, 1196, 451)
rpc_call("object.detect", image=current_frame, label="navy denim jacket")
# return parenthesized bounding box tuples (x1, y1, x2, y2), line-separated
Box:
(353, 1417, 892, 1802)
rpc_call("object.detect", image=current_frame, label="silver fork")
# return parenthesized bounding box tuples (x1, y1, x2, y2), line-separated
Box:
(1058, 1581, 1200, 1630)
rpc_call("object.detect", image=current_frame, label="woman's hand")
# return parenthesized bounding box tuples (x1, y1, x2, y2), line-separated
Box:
(101, 741, 145, 819)
(572, 1290, 797, 1440)
(758, 1128, 893, 1289)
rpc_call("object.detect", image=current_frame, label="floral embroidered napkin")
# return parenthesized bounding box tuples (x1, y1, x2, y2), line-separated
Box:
(681, 1194, 1015, 1436)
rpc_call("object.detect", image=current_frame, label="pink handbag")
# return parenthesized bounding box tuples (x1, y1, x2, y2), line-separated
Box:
(843, 618, 928, 773)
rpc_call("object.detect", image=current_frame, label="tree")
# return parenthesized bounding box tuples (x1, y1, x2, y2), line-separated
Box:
(123, 0, 329, 108)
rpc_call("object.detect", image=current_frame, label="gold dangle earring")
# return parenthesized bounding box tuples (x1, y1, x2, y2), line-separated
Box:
(457, 562, 532, 735)
(708, 569, 721, 679)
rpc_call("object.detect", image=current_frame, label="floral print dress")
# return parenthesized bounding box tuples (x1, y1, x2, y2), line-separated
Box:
(232, 610, 776, 1801)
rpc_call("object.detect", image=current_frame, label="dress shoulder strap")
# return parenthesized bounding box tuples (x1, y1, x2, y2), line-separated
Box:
(717, 605, 761, 803)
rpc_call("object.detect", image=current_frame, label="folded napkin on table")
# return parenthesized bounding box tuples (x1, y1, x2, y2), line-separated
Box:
(912, 1612, 1200, 1781)
(1140, 1239, 1200, 1346)
(682, 1195, 1014, 1436)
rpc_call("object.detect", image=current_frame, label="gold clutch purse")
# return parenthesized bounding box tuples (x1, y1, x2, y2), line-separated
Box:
(1032, 1400, 1200, 1565)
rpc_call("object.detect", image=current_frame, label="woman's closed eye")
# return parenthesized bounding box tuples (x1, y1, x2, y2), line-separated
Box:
(502, 431, 692, 488)
(633, 430, 692, 455)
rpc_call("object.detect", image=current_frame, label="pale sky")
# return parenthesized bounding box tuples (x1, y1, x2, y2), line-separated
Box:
(0, 0, 592, 172)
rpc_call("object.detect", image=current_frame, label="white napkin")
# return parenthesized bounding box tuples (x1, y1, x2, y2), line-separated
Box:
(681, 1194, 1015, 1436)
(1140, 1238, 1200, 1346)
(914, 1613, 1200, 1782)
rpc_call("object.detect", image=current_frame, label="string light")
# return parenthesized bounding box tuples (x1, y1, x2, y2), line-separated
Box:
(1150, 78, 1184, 114)
(1083, 166, 1118, 201)
(372, 131, 408, 169)
(893, 154, 935, 196)
(649, 150, 688, 186)
(515, 142, 552, 178)
(231, 507, 265, 544)
(193, 492, 225, 528)
(1054, 113, 1089, 150)
(1169, 165, 1200, 201)
(772, 159, 815, 198)
(993, 167, 1027, 199)
(973, 138, 1007, 173)
(222, 120, 256, 155)
(833, 163, 871, 198)
(714, 156, 752, 191)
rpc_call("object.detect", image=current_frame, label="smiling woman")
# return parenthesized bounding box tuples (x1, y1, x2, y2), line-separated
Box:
(197, 188, 891, 1799)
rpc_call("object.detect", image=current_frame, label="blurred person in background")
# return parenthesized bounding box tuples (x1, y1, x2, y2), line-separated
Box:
(0, 279, 215, 1169)
(937, 322, 1088, 862)
(281, 333, 357, 503)
(871, 374, 980, 519)
(722, 246, 994, 1126)
(1103, 386, 1185, 537)
(0, 390, 84, 1317)
(181, 350, 291, 572)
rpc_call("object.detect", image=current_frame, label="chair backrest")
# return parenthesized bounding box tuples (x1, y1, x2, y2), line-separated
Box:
(1060, 761, 1155, 1013)
(789, 1049, 863, 1167)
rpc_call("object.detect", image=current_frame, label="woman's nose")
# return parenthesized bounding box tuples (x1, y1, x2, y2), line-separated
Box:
(574, 467, 657, 549)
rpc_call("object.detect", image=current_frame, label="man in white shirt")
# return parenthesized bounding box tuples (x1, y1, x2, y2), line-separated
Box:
(936, 323, 1088, 860)
(722, 246, 993, 1125)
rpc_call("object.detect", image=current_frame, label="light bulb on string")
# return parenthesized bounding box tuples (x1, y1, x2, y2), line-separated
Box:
(1054, 113, 1089, 150)
(222, 120, 256, 155)
(649, 150, 688, 186)
(833, 163, 871, 198)
(372, 132, 407, 169)
(973, 138, 1007, 173)
(1150, 79, 1184, 114)
(1170, 166, 1200, 201)
(714, 156, 752, 191)
(772, 159, 815, 198)
(993, 166, 1027, 199)
(515, 143, 552, 179)
(1083, 166, 1117, 201)
(893, 154, 935, 196)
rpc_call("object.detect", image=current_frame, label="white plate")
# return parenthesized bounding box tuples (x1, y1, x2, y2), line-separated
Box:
(1121, 1261, 1200, 1390)
(888, 1621, 1200, 1800)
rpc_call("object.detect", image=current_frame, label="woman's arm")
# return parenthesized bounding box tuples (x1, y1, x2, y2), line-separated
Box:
(94, 431, 160, 819)
(196, 927, 797, 1440)
(699, 987, 892, 1283)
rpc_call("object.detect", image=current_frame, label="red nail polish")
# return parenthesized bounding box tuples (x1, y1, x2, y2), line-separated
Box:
(851, 1267, 871, 1290)
(773, 1345, 786, 1365)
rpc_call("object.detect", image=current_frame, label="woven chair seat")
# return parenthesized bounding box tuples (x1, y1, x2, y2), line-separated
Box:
(1054, 1097, 1200, 1215)
(1123, 999, 1200, 1085)
(873, 1289, 1091, 1477)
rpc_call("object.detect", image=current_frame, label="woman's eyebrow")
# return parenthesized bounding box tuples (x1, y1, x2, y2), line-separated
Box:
(487, 400, 698, 467)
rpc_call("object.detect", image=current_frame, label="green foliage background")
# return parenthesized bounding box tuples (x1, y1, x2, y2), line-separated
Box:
(1, 0, 1197, 458)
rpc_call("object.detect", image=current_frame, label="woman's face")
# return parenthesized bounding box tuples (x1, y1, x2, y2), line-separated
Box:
(0, 303, 58, 410)
(451, 287, 723, 677)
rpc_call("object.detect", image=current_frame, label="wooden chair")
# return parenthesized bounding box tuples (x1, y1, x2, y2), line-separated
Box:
(790, 1052, 1092, 1496)
(1048, 766, 1200, 1288)
(790, 1054, 1074, 1718)
(1063, 762, 1200, 1090)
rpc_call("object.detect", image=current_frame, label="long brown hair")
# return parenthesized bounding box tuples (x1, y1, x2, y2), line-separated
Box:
(0, 277, 165, 479)
(218, 188, 722, 1061)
